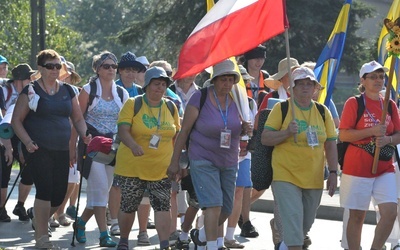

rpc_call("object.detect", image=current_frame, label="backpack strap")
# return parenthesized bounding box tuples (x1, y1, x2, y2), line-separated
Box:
(134, 96, 143, 117)
(169, 84, 176, 94)
(199, 87, 208, 112)
(116, 85, 124, 103)
(272, 91, 279, 99)
(314, 102, 326, 123)
(134, 96, 175, 117)
(280, 100, 326, 125)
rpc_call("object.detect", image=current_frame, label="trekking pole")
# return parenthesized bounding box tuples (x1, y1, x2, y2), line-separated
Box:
(3, 162, 25, 209)
(71, 130, 88, 247)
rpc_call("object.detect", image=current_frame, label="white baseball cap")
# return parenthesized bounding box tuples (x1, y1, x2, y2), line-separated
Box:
(359, 61, 388, 78)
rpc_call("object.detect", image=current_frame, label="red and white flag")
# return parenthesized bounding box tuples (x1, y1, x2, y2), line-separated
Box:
(174, 0, 287, 79)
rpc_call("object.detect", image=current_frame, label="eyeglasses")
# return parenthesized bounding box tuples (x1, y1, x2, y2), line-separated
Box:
(365, 74, 385, 80)
(101, 64, 118, 70)
(165, 70, 173, 77)
(41, 63, 62, 70)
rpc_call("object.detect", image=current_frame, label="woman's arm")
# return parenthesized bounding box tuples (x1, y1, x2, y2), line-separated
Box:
(11, 94, 38, 152)
(167, 104, 199, 180)
(261, 120, 298, 146)
(118, 124, 144, 157)
(324, 140, 338, 197)
(339, 125, 386, 143)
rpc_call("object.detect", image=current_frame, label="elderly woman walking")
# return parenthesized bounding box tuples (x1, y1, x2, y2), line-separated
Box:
(71, 51, 129, 247)
(168, 60, 252, 250)
(11, 49, 90, 248)
(114, 66, 180, 250)
(261, 67, 338, 250)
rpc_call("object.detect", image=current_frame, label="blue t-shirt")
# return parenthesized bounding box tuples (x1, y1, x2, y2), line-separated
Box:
(21, 81, 75, 151)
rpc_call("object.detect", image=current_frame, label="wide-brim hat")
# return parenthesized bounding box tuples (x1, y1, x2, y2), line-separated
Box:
(143, 66, 172, 90)
(210, 60, 240, 84)
(118, 51, 146, 72)
(270, 58, 300, 80)
(66, 61, 82, 84)
(10, 64, 36, 81)
(291, 67, 322, 88)
(238, 65, 254, 81)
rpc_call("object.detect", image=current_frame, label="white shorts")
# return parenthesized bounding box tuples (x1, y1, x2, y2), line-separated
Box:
(340, 173, 397, 210)
(68, 164, 80, 184)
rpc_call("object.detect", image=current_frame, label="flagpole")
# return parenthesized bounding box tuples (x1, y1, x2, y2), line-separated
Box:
(372, 56, 397, 174)
(284, 28, 297, 143)
(395, 62, 399, 104)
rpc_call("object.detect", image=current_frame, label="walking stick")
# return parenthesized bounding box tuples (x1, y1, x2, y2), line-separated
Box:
(372, 57, 396, 174)
(3, 162, 25, 209)
(71, 130, 88, 247)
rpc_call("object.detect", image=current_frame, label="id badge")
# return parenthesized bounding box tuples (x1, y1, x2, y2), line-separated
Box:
(149, 134, 162, 149)
(306, 126, 319, 148)
(220, 129, 231, 148)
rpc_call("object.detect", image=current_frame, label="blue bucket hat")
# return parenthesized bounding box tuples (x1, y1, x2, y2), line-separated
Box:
(0, 55, 9, 65)
(118, 51, 146, 72)
(143, 66, 172, 90)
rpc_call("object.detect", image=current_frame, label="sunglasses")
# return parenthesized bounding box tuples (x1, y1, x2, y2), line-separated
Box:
(365, 74, 385, 80)
(101, 64, 118, 70)
(166, 70, 173, 77)
(41, 63, 62, 70)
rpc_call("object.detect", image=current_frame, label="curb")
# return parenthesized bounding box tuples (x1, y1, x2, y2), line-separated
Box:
(251, 199, 377, 225)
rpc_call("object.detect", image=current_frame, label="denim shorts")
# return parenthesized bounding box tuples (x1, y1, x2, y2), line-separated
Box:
(236, 159, 252, 188)
(190, 159, 237, 214)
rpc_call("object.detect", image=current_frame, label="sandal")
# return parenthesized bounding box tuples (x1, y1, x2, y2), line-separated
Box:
(110, 223, 120, 236)
(117, 242, 129, 250)
(99, 234, 117, 247)
(73, 221, 86, 243)
(35, 235, 54, 249)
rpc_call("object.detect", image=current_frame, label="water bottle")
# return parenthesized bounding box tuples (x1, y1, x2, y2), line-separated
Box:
(111, 134, 120, 152)
(393, 240, 400, 250)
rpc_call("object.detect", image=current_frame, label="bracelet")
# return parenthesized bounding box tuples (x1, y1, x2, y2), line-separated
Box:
(329, 170, 337, 175)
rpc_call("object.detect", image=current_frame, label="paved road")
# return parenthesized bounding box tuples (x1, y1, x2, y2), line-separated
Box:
(0, 171, 392, 249)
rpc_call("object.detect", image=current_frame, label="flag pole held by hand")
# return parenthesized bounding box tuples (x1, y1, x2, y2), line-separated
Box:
(372, 56, 396, 174)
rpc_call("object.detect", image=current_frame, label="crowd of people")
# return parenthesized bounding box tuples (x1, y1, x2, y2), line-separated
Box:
(0, 45, 399, 250)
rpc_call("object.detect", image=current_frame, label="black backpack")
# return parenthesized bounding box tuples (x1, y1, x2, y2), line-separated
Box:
(251, 100, 325, 191)
(337, 95, 393, 169)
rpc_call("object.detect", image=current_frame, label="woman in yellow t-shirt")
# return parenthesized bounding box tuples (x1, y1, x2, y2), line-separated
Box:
(114, 66, 180, 250)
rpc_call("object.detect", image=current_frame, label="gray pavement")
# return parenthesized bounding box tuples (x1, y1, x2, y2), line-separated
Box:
(0, 170, 384, 249)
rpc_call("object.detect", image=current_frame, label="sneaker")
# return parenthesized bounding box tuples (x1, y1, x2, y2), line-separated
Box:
(190, 229, 206, 247)
(240, 220, 259, 238)
(169, 230, 181, 241)
(110, 223, 120, 236)
(13, 204, 30, 221)
(137, 231, 151, 246)
(303, 235, 312, 249)
(174, 238, 190, 250)
(224, 238, 244, 249)
(48, 215, 60, 228)
(27, 207, 34, 220)
(0, 207, 11, 222)
(270, 218, 281, 245)
(147, 218, 156, 229)
(57, 213, 72, 226)
(66, 205, 77, 219)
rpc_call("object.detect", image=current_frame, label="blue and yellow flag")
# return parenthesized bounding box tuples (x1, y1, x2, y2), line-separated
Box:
(314, 0, 352, 106)
(377, 0, 400, 98)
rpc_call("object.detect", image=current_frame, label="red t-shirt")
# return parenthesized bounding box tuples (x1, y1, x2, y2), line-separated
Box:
(339, 95, 400, 177)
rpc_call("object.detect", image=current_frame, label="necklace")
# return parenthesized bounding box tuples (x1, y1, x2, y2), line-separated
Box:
(41, 79, 58, 95)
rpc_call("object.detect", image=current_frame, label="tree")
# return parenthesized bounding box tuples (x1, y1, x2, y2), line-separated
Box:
(0, 0, 84, 74)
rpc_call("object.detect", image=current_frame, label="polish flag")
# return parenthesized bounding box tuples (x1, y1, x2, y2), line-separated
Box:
(174, 0, 287, 79)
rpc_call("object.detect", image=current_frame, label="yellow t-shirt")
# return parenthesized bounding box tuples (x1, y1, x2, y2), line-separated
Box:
(114, 97, 180, 181)
(264, 100, 337, 189)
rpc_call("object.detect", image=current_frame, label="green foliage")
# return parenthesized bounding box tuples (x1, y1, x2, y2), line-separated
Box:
(0, 0, 84, 75)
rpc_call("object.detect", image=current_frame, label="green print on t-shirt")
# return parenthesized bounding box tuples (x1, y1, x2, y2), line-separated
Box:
(296, 119, 308, 134)
(142, 114, 158, 129)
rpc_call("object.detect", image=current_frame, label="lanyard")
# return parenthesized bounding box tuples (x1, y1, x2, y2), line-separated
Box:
(362, 93, 382, 125)
(144, 94, 162, 131)
(212, 87, 229, 129)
